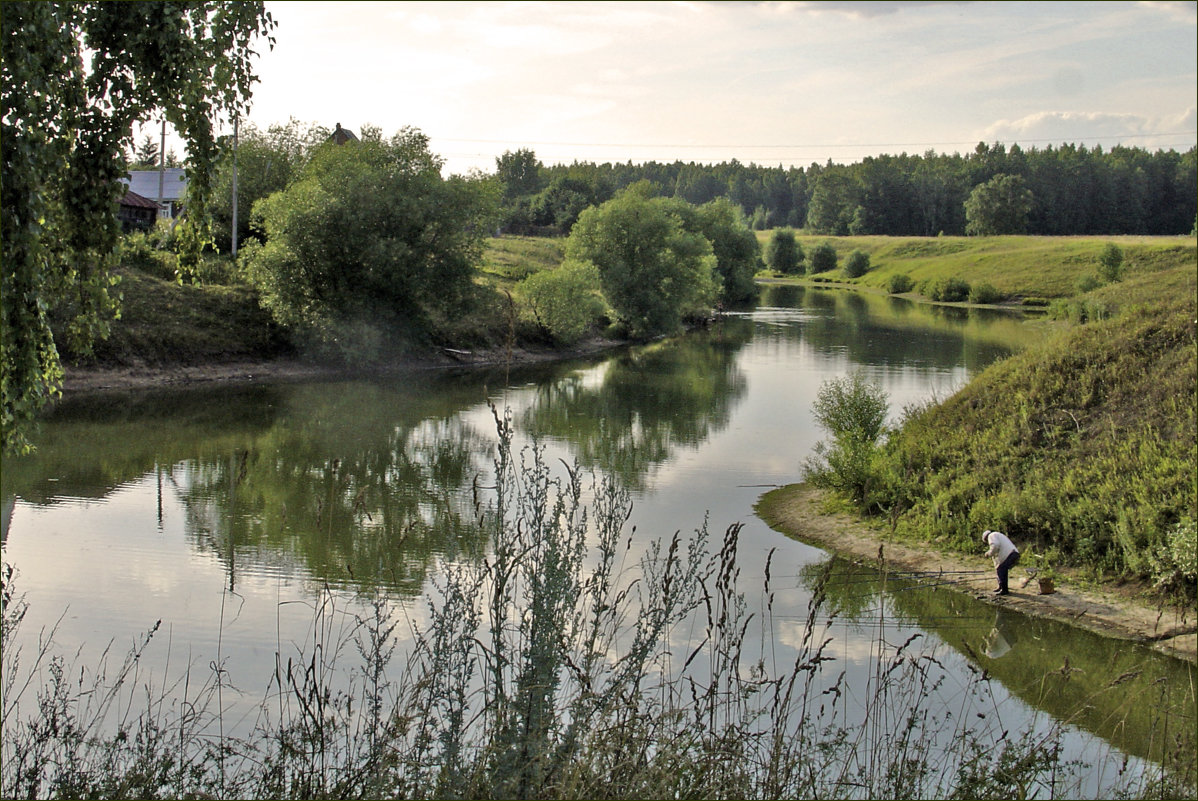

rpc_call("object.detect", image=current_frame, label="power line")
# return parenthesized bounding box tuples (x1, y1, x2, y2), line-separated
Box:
(431, 130, 1197, 151)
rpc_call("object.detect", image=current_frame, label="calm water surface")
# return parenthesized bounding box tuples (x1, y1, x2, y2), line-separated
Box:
(2, 286, 1192, 791)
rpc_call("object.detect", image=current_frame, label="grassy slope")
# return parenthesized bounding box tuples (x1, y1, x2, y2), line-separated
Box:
(880, 268, 1196, 587)
(58, 268, 291, 367)
(756, 232, 1197, 300)
(478, 235, 566, 287)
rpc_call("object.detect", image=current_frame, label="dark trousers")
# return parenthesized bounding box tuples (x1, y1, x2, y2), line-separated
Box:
(997, 550, 1021, 592)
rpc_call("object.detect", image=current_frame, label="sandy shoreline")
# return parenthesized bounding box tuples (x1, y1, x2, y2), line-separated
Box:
(756, 485, 1197, 664)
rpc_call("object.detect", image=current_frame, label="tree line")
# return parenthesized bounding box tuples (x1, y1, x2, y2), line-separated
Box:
(496, 142, 1197, 237)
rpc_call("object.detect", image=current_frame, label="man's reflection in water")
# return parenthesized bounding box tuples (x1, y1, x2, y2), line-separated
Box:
(983, 609, 1018, 659)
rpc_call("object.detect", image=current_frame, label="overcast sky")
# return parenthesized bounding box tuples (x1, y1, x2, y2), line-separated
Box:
(195, 0, 1198, 175)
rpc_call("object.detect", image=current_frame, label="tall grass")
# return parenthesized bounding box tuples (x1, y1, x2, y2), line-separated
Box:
(3, 408, 1193, 799)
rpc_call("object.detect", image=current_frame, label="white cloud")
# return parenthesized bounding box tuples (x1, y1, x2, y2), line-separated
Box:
(981, 107, 1197, 150)
(1137, 0, 1198, 23)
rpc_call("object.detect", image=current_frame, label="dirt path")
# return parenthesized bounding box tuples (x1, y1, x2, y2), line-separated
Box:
(756, 485, 1196, 664)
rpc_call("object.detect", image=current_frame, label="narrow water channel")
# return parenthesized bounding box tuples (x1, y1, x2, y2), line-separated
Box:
(2, 286, 1192, 795)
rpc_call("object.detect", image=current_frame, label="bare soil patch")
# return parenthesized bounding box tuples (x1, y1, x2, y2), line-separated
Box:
(756, 484, 1196, 664)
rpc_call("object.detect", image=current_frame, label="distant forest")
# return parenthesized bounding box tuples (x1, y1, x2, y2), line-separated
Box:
(496, 142, 1197, 238)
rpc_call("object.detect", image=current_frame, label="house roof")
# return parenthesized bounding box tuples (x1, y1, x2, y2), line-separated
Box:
(329, 123, 358, 145)
(120, 189, 161, 209)
(124, 168, 188, 202)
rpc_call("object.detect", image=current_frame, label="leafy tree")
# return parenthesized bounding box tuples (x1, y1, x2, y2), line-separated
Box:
(843, 249, 870, 278)
(520, 259, 605, 344)
(765, 228, 804, 275)
(132, 135, 160, 168)
(691, 197, 761, 304)
(496, 148, 544, 201)
(2, 1, 275, 453)
(209, 119, 326, 252)
(806, 168, 860, 235)
(566, 185, 717, 339)
(1097, 242, 1124, 282)
(964, 173, 1034, 235)
(810, 241, 839, 273)
(804, 372, 890, 506)
(244, 129, 500, 359)
(530, 175, 595, 234)
(750, 205, 770, 230)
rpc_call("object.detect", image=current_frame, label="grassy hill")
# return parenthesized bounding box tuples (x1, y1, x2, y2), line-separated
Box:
(757, 233, 1197, 301)
(870, 271, 1195, 597)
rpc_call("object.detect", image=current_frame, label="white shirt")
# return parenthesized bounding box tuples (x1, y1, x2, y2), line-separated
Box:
(984, 530, 1019, 566)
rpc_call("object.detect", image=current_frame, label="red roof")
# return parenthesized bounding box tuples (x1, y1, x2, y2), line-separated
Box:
(120, 189, 161, 209)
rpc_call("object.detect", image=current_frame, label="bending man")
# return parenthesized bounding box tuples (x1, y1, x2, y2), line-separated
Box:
(982, 529, 1020, 596)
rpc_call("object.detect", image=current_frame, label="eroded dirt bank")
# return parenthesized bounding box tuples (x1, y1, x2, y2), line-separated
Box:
(756, 485, 1196, 664)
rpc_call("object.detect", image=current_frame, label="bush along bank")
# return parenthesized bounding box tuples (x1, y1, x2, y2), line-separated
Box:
(807, 287, 1196, 606)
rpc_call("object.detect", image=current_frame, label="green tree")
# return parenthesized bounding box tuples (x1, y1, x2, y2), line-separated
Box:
(530, 175, 595, 233)
(209, 119, 325, 252)
(810, 241, 839, 273)
(132, 135, 160, 168)
(843, 249, 870, 278)
(1097, 242, 1125, 282)
(765, 228, 804, 275)
(566, 185, 717, 339)
(806, 168, 860, 235)
(964, 173, 1034, 235)
(691, 197, 761, 304)
(2, 1, 275, 453)
(520, 259, 605, 344)
(496, 148, 544, 201)
(244, 129, 500, 359)
(804, 372, 889, 505)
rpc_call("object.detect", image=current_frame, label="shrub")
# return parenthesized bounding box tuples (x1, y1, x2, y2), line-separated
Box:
(1021, 297, 1050, 307)
(1075, 274, 1103, 294)
(842, 249, 870, 278)
(968, 282, 1004, 304)
(923, 276, 971, 302)
(803, 372, 889, 507)
(764, 228, 804, 274)
(1098, 242, 1124, 282)
(887, 273, 914, 294)
(1149, 518, 1197, 601)
(520, 259, 605, 344)
(810, 241, 838, 273)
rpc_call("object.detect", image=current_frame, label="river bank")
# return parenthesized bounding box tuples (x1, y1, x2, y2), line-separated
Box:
(59, 336, 628, 394)
(756, 484, 1197, 664)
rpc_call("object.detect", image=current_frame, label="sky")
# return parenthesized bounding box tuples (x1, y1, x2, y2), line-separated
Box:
(150, 0, 1197, 175)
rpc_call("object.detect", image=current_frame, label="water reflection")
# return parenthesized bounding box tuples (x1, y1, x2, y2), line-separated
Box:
(800, 554, 1197, 769)
(522, 320, 752, 489)
(7, 283, 1188, 791)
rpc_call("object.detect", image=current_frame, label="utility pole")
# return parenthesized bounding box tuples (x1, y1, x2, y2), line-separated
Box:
(231, 116, 239, 256)
(157, 118, 166, 217)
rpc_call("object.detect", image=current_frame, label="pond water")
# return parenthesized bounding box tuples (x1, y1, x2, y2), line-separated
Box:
(2, 285, 1193, 795)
